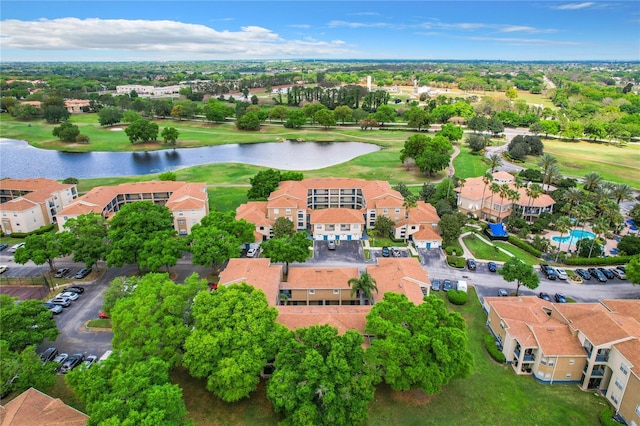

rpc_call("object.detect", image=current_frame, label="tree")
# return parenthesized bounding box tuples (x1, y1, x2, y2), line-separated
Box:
(268, 105, 289, 123)
(400, 134, 428, 164)
(373, 215, 395, 237)
(404, 107, 431, 131)
(267, 325, 375, 426)
(303, 103, 327, 123)
(63, 213, 108, 268)
(372, 104, 396, 126)
(52, 122, 80, 141)
(488, 153, 502, 172)
(14, 232, 73, 272)
(247, 169, 282, 200)
(554, 216, 573, 261)
(42, 105, 70, 124)
(583, 172, 603, 193)
(415, 135, 453, 176)
(561, 121, 584, 140)
(529, 122, 545, 136)
(203, 99, 234, 122)
(183, 283, 287, 402)
(467, 116, 488, 133)
(437, 123, 464, 142)
(98, 106, 123, 126)
(393, 182, 412, 198)
(284, 110, 307, 128)
(260, 232, 311, 270)
(189, 211, 256, 269)
(111, 273, 206, 367)
(347, 272, 378, 305)
(0, 295, 59, 352)
(122, 110, 142, 123)
(612, 183, 634, 204)
(138, 230, 187, 272)
(236, 111, 261, 130)
(0, 342, 57, 398)
(626, 255, 640, 285)
(333, 105, 353, 124)
(505, 87, 518, 100)
(487, 117, 505, 136)
(66, 353, 188, 425)
(618, 235, 640, 256)
(439, 212, 467, 246)
(314, 109, 336, 128)
(419, 182, 437, 203)
(498, 257, 540, 296)
(105, 202, 176, 273)
(124, 118, 159, 143)
(161, 127, 179, 145)
(365, 293, 473, 393)
(539, 120, 561, 136)
(273, 217, 295, 239)
(466, 133, 488, 152)
(158, 171, 177, 181)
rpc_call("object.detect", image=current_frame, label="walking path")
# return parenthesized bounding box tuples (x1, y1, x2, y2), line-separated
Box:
(458, 229, 515, 264)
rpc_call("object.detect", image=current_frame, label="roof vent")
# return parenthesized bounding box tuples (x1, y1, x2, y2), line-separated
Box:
(547, 328, 555, 331)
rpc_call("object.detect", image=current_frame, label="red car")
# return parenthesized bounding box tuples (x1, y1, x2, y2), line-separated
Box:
(98, 311, 110, 319)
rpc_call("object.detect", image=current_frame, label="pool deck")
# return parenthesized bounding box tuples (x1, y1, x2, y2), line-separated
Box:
(546, 223, 638, 256)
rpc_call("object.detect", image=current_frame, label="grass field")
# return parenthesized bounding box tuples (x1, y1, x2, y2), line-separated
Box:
(453, 146, 490, 179)
(462, 234, 512, 262)
(525, 139, 640, 188)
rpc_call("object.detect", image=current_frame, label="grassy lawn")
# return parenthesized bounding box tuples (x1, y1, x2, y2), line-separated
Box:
(453, 146, 490, 179)
(86, 319, 112, 328)
(493, 241, 543, 265)
(523, 139, 640, 188)
(462, 234, 512, 262)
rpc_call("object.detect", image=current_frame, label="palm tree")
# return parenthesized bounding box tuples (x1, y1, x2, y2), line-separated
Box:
(488, 153, 502, 172)
(563, 187, 583, 211)
(588, 217, 609, 258)
(554, 216, 573, 262)
(525, 183, 543, 222)
(488, 183, 501, 222)
(583, 172, 603, 193)
(347, 272, 378, 306)
(542, 164, 561, 192)
(612, 183, 634, 204)
(537, 154, 557, 179)
(576, 202, 596, 237)
(507, 188, 521, 219)
(480, 172, 493, 214)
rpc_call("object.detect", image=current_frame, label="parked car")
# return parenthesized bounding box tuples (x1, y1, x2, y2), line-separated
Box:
(8, 243, 25, 253)
(0, 243, 8, 251)
(540, 264, 557, 280)
(58, 291, 79, 301)
(575, 269, 591, 280)
(443, 279, 453, 291)
(64, 286, 84, 294)
(616, 266, 626, 273)
(391, 247, 400, 257)
(52, 353, 68, 367)
(0, 265, 7, 274)
(48, 296, 72, 307)
(54, 268, 70, 278)
(381, 246, 390, 257)
(466, 258, 477, 271)
(538, 292, 552, 302)
(74, 267, 92, 279)
(588, 268, 607, 282)
(60, 353, 85, 374)
(554, 268, 568, 280)
(43, 302, 63, 315)
(498, 288, 509, 297)
(598, 267, 615, 280)
(327, 240, 336, 250)
(554, 293, 567, 303)
(40, 347, 58, 363)
(610, 268, 626, 280)
(82, 355, 98, 370)
(246, 247, 258, 257)
(431, 279, 441, 291)
(488, 262, 497, 272)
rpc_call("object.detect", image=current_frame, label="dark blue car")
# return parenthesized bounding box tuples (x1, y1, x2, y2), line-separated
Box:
(488, 262, 497, 272)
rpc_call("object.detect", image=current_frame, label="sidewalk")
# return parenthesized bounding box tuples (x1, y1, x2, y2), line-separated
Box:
(458, 231, 514, 263)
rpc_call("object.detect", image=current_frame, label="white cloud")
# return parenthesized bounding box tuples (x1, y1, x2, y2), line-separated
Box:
(0, 18, 357, 59)
(289, 24, 311, 29)
(465, 36, 582, 46)
(552, 2, 595, 10)
(327, 20, 397, 29)
(500, 25, 557, 34)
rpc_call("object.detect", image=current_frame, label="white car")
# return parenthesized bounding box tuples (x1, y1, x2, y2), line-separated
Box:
(246, 248, 258, 257)
(58, 291, 80, 301)
(0, 265, 7, 274)
(554, 268, 568, 280)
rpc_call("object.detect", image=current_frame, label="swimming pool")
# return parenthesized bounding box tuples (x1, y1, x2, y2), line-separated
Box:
(552, 229, 596, 244)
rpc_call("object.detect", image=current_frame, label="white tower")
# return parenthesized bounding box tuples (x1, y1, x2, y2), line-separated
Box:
(367, 76, 371, 91)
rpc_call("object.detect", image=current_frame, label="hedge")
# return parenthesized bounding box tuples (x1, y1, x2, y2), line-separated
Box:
(483, 334, 506, 363)
(507, 235, 542, 258)
(447, 290, 469, 305)
(599, 408, 618, 426)
(447, 255, 466, 268)
(7, 224, 56, 239)
(564, 256, 632, 267)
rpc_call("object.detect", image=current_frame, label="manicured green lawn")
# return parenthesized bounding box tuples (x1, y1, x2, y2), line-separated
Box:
(462, 234, 512, 262)
(453, 146, 490, 179)
(493, 241, 543, 265)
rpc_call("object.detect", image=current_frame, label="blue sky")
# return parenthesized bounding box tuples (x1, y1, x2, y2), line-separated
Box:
(1, 1, 638, 61)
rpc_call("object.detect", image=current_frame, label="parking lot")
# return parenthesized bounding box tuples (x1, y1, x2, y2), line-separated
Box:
(311, 240, 366, 263)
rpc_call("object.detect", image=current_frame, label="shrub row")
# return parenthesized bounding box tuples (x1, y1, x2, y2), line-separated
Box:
(508, 235, 542, 258)
(6, 224, 56, 239)
(447, 255, 466, 268)
(599, 408, 618, 426)
(447, 290, 469, 305)
(483, 334, 506, 363)
(445, 246, 458, 256)
(564, 256, 632, 266)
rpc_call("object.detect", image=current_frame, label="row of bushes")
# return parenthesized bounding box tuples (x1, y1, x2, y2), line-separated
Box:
(508, 235, 542, 258)
(447, 290, 468, 305)
(5, 224, 56, 239)
(445, 246, 462, 256)
(447, 255, 466, 268)
(564, 255, 632, 266)
(483, 334, 506, 363)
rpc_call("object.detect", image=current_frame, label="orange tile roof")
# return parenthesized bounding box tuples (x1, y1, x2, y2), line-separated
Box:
(283, 267, 360, 289)
(367, 258, 428, 305)
(569, 311, 637, 346)
(492, 171, 515, 181)
(0, 198, 37, 212)
(310, 208, 365, 224)
(456, 177, 555, 208)
(276, 305, 370, 334)
(0, 387, 88, 425)
(485, 296, 557, 346)
(614, 339, 640, 376)
(0, 178, 74, 207)
(530, 322, 586, 356)
(396, 201, 440, 228)
(601, 299, 640, 324)
(236, 202, 273, 226)
(218, 258, 282, 305)
(411, 225, 442, 241)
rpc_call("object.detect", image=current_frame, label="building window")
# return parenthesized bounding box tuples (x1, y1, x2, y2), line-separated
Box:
(286, 209, 291, 214)
(499, 320, 505, 329)
(541, 358, 547, 366)
(298, 222, 304, 228)
(611, 393, 619, 404)
(615, 379, 624, 390)
(395, 208, 400, 213)
(383, 208, 388, 214)
(274, 209, 279, 214)
(333, 289, 340, 295)
(309, 290, 315, 295)
(178, 219, 186, 226)
(620, 364, 629, 375)
(565, 373, 571, 379)
(316, 225, 322, 229)
(548, 358, 555, 366)
(635, 404, 640, 416)
(569, 359, 575, 365)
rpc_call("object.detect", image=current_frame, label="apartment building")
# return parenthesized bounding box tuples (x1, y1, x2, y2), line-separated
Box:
(235, 178, 441, 246)
(0, 178, 78, 235)
(455, 171, 555, 223)
(485, 296, 640, 425)
(115, 84, 186, 96)
(218, 257, 430, 339)
(56, 181, 208, 235)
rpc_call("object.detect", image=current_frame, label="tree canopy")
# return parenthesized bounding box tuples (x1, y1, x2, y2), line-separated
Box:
(124, 118, 159, 143)
(183, 283, 287, 402)
(0, 295, 59, 352)
(247, 169, 304, 200)
(267, 325, 375, 425)
(365, 293, 473, 393)
(63, 213, 108, 268)
(0, 342, 57, 398)
(14, 232, 73, 272)
(259, 232, 311, 269)
(498, 256, 540, 295)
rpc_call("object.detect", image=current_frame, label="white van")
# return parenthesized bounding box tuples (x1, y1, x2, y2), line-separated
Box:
(456, 280, 468, 292)
(8, 243, 25, 253)
(98, 350, 112, 362)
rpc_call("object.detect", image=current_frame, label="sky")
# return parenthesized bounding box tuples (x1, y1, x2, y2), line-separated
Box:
(0, 1, 639, 62)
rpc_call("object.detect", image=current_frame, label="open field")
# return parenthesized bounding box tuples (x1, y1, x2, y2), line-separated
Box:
(462, 234, 512, 262)
(525, 139, 640, 188)
(453, 146, 490, 179)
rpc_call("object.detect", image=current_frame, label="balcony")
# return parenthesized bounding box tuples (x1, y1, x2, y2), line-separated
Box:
(595, 354, 609, 363)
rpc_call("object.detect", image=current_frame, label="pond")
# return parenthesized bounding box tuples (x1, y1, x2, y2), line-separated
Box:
(0, 139, 380, 179)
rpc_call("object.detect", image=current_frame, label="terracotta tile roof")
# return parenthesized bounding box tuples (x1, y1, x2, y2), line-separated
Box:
(514, 187, 555, 208)
(396, 201, 440, 228)
(309, 208, 365, 224)
(0, 178, 74, 207)
(276, 305, 370, 334)
(552, 302, 608, 323)
(411, 225, 442, 241)
(530, 322, 586, 356)
(508, 321, 539, 347)
(492, 171, 515, 181)
(456, 177, 555, 208)
(0, 387, 88, 425)
(601, 299, 640, 324)
(0, 198, 37, 212)
(236, 202, 273, 226)
(455, 177, 492, 202)
(614, 339, 640, 376)
(56, 201, 102, 216)
(283, 267, 360, 289)
(218, 258, 282, 306)
(367, 258, 428, 305)
(569, 311, 635, 346)
(486, 296, 555, 324)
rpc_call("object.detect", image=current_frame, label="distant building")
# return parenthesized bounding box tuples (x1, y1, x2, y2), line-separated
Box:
(64, 99, 90, 113)
(56, 181, 208, 235)
(115, 84, 186, 96)
(0, 178, 78, 235)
